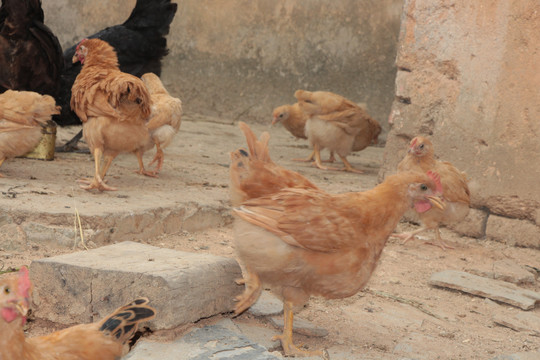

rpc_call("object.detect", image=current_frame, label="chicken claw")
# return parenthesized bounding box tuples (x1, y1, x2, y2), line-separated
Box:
(148, 146, 165, 173)
(234, 272, 262, 315)
(273, 301, 330, 359)
(77, 177, 117, 191)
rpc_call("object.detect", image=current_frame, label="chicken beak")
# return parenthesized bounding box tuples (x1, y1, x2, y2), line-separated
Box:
(427, 195, 445, 210)
(72, 54, 79, 64)
(15, 297, 30, 317)
(271, 117, 278, 126)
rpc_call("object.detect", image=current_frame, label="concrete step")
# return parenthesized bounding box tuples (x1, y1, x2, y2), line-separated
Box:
(30, 241, 243, 329)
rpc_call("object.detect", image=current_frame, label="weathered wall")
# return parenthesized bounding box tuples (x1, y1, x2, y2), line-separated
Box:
(380, 0, 540, 246)
(41, 0, 403, 134)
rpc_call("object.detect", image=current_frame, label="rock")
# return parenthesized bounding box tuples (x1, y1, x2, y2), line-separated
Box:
(493, 312, 540, 335)
(30, 241, 243, 329)
(429, 270, 540, 310)
(269, 316, 329, 338)
(248, 291, 283, 317)
(124, 324, 282, 360)
(448, 208, 488, 238)
(486, 215, 540, 249)
(467, 259, 536, 285)
(491, 350, 540, 360)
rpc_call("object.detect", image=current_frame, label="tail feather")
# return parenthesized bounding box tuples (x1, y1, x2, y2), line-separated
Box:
(230, 122, 318, 206)
(238, 121, 272, 163)
(124, 0, 178, 35)
(98, 298, 156, 344)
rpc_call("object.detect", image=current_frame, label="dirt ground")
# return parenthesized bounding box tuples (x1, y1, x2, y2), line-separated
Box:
(1, 116, 539, 359)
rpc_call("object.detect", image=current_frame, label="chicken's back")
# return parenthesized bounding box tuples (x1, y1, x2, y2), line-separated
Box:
(230, 122, 318, 206)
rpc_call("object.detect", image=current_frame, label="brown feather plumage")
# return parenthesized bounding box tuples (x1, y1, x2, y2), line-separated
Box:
(0, 90, 60, 175)
(230, 122, 444, 357)
(0, 268, 155, 360)
(293, 90, 381, 172)
(395, 136, 470, 248)
(70, 38, 154, 191)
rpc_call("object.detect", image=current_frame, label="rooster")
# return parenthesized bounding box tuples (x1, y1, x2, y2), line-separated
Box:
(55, 0, 178, 152)
(71, 38, 154, 191)
(0, 267, 155, 360)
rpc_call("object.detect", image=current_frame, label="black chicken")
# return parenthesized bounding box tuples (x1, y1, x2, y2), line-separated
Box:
(0, 0, 63, 96)
(56, 0, 178, 152)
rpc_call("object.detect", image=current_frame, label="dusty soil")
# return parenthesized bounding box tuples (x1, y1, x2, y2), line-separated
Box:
(1, 116, 539, 359)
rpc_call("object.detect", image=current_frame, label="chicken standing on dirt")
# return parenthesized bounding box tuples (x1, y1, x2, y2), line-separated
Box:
(0, 267, 155, 360)
(0, 90, 60, 176)
(294, 89, 381, 173)
(141, 72, 182, 174)
(393, 136, 470, 249)
(230, 122, 445, 358)
(71, 38, 155, 191)
(272, 100, 381, 164)
(56, 0, 178, 152)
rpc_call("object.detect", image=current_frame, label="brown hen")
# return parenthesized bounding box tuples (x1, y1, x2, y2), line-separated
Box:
(0, 90, 60, 176)
(230, 122, 444, 358)
(295, 89, 381, 173)
(0, 267, 155, 360)
(71, 38, 154, 191)
(393, 136, 470, 249)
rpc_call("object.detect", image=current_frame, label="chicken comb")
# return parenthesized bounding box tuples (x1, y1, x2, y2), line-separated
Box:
(17, 266, 31, 299)
(76, 38, 88, 51)
(427, 171, 443, 194)
(410, 137, 418, 147)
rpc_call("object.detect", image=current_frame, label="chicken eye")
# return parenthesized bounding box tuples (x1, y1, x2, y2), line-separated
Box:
(419, 144, 425, 149)
(3, 286, 10, 294)
(420, 184, 428, 191)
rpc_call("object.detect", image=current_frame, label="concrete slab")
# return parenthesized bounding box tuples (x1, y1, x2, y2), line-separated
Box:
(429, 270, 540, 310)
(248, 291, 283, 317)
(124, 324, 282, 360)
(493, 311, 540, 335)
(30, 241, 243, 329)
(467, 259, 536, 285)
(0, 118, 384, 251)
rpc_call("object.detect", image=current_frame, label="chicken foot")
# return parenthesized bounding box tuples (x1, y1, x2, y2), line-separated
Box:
(77, 149, 117, 191)
(134, 150, 158, 177)
(392, 227, 454, 250)
(272, 301, 330, 359)
(293, 149, 336, 163)
(234, 271, 262, 315)
(148, 143, 164, 173)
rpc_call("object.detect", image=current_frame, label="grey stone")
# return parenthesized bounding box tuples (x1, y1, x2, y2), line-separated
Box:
(269, 316, 329, 338)
(493, 312, 540, 335)
(124, 324, 282, 360)
(30, 241, 243, 329)
(467, 259, 536, 285)
(429, 270, 540, 310)
(248, 291, 283, 317)
(491, 351, 540, 360)
(486, 215, 540, 249)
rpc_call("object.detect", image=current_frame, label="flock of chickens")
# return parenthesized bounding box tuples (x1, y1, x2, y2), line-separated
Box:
(0, 0, 473, 359)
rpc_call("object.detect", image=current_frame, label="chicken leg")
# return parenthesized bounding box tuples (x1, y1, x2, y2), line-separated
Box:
(234, 270, 262, 315)
(272, 301, 330, 359)
(148, 142, 164, 173)
(134, 150, 158, 177)
(77, 148, 117, 191)
(392, 226, 454, 250)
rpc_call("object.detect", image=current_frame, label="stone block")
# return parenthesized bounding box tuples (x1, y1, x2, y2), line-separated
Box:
(30, 241, 243, 329)
(449, 208, 488, 238)
(486, 215, 540, 249)
(124, 324, 282, 360)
